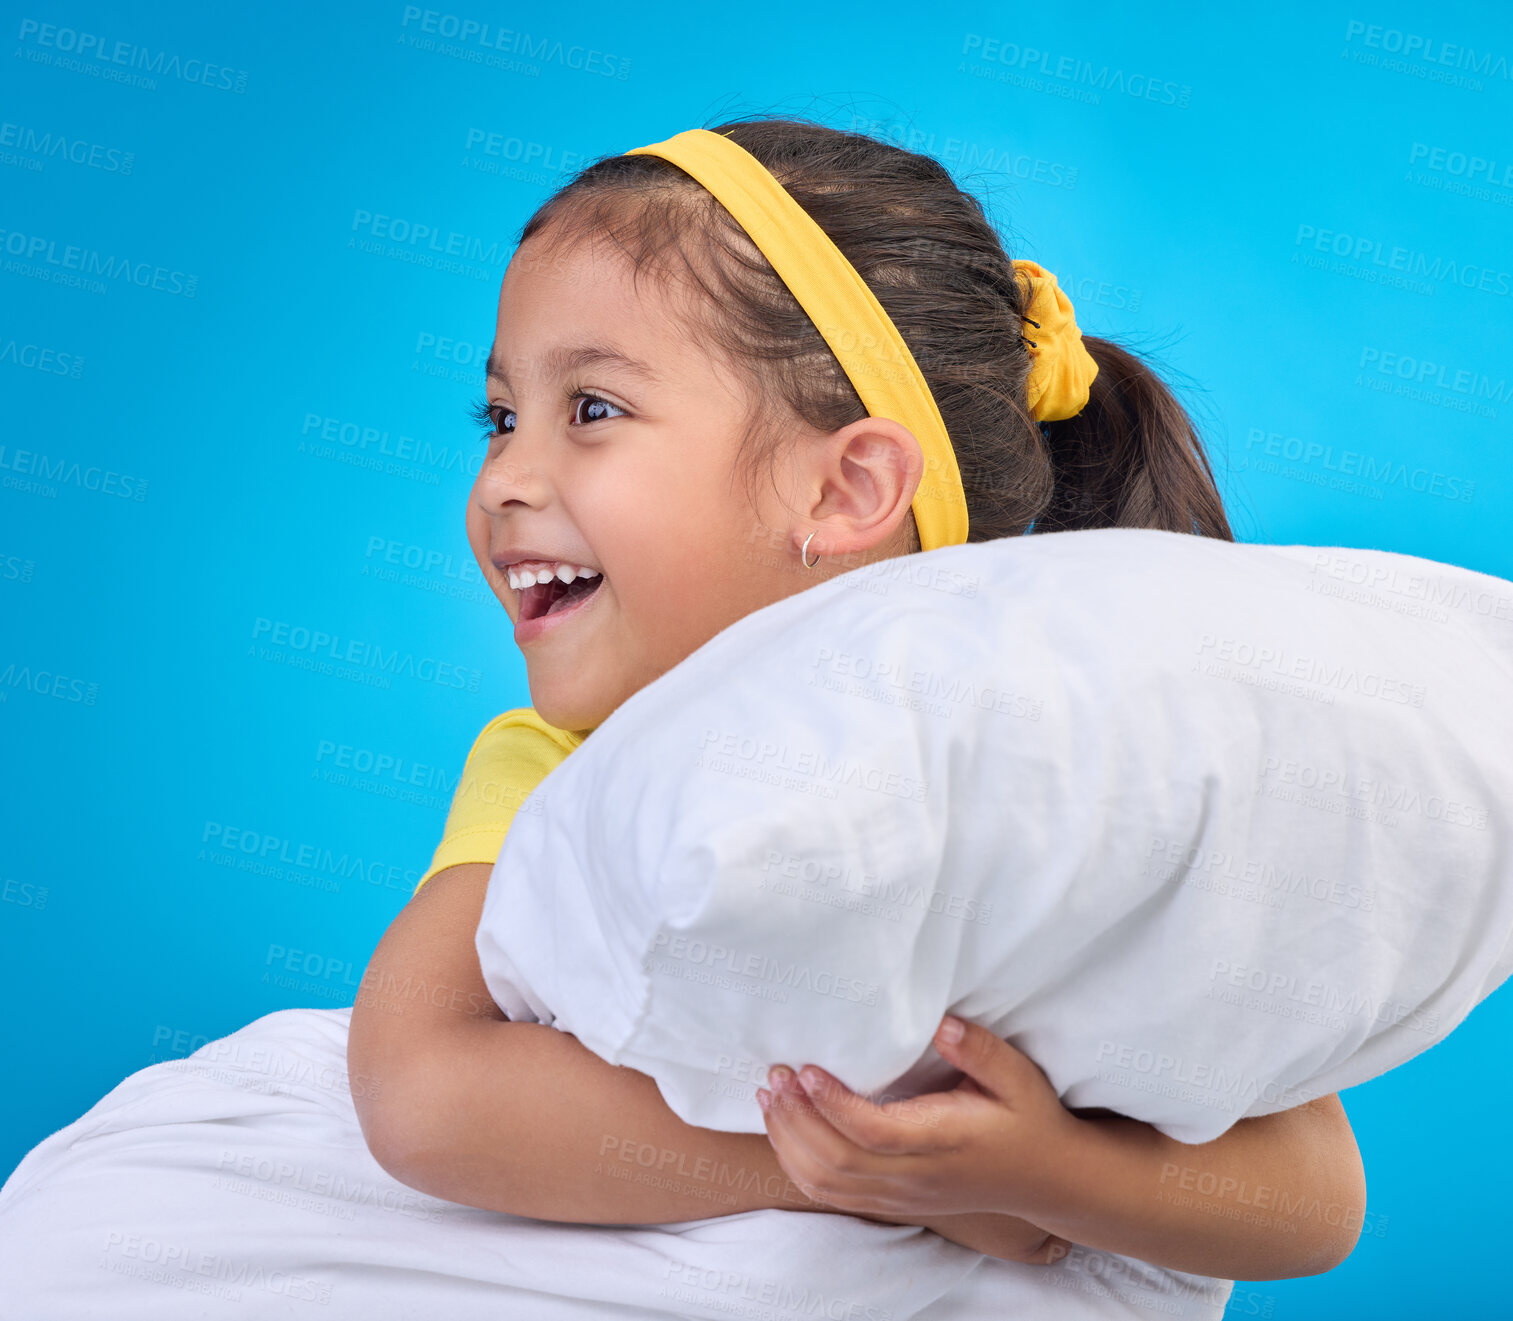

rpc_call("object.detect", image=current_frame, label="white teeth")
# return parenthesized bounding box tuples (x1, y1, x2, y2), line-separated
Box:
(506, 562, 603, 591)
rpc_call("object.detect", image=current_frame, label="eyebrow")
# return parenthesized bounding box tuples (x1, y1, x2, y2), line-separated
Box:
(485, 342, 662, 388)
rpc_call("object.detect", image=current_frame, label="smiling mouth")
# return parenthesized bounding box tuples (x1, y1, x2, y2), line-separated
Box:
(519, 573, 604, 621)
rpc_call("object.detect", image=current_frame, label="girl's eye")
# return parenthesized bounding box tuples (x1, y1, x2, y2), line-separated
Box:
(468, 391, 624, 440)
(571, 393, 626, 425)
(469, 396, 514, 438)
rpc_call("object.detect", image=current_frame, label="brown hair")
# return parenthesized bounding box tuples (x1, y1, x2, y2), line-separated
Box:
(513, 114, 1233, 547)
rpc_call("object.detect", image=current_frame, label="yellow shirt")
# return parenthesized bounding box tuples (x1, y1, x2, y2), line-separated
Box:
(412, 708, 588, 897)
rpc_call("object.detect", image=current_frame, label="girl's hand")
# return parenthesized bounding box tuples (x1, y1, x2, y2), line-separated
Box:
(757, 1015, 1080, 1223)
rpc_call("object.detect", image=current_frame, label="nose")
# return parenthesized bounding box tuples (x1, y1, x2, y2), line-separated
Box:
(473, 428, 549, 516)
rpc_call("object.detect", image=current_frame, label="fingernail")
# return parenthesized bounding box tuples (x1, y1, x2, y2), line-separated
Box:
(756, 1088, 771, 1110)
(936, 1015, 965, 1044)
(798, 1068, 823, 1095)
(769, 1065, 793, 1088)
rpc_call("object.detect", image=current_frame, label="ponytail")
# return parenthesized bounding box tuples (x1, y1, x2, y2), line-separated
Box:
(1032, 336, 1233, 541)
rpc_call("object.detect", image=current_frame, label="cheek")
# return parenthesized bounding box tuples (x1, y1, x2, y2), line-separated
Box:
(465, 485, 490, 558)
(621, 555, 725, 651)
(465, 487, 505, 597)
(597, 534, 684, 630)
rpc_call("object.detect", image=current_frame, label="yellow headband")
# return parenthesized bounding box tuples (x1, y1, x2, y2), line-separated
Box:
(623, 128, 1098, 550)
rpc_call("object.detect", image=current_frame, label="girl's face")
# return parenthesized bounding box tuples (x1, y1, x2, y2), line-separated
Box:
(468, 230, 918, 733)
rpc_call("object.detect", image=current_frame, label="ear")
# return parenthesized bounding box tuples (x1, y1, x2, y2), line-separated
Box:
(801, 415, 924, 564)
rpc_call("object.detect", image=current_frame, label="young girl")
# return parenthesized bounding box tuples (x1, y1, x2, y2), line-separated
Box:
(347, 116, 1366, 1289)
(0, 116, 1366, 1318)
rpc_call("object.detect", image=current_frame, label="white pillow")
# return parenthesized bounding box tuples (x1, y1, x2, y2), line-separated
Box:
(476, 528, 1513, 1143)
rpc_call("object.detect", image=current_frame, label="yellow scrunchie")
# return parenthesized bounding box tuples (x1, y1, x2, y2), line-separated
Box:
(624, 128, 1098, 550)
(1012, 259, 1100, 423)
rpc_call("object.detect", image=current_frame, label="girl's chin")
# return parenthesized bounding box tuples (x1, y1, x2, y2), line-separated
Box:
(524, 675, 609, 734)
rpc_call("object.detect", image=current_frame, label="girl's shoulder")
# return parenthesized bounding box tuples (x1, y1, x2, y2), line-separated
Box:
(470, 707, 588, 764)
(410, 708, 582, 899)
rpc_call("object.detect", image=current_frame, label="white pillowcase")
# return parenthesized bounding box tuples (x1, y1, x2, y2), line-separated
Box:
(476, 528, 1513, 1143)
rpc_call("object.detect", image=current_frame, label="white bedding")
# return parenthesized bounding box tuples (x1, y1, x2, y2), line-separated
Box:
(0, 1005, 1231, 1317)
(476, 529, 1513, 1141)
(9, 528, 1509, 1314)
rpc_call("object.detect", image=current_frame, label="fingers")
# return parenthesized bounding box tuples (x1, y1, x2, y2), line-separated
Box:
(761, 1067, 889, 1175)
(759, 1068, 885, 1208)
(761, 1066, 960, 1212)
(931, 1016, 1049, 1104)
(769, 1065, 942, 1157)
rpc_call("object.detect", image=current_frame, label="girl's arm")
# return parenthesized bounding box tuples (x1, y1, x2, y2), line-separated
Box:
(763, 1020, 1367, 1281)
(349, 862, 796, 1223)
(1043, 1096, 1368, 1279)
(347, 862, 1058, 1261)
(348, 863, 1364, 1278)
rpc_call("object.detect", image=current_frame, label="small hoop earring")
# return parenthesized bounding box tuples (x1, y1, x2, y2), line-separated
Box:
(801, 531, 820, 569)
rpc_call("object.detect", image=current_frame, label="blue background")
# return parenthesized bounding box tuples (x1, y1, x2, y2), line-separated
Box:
(2, 1, 1510, 1315)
